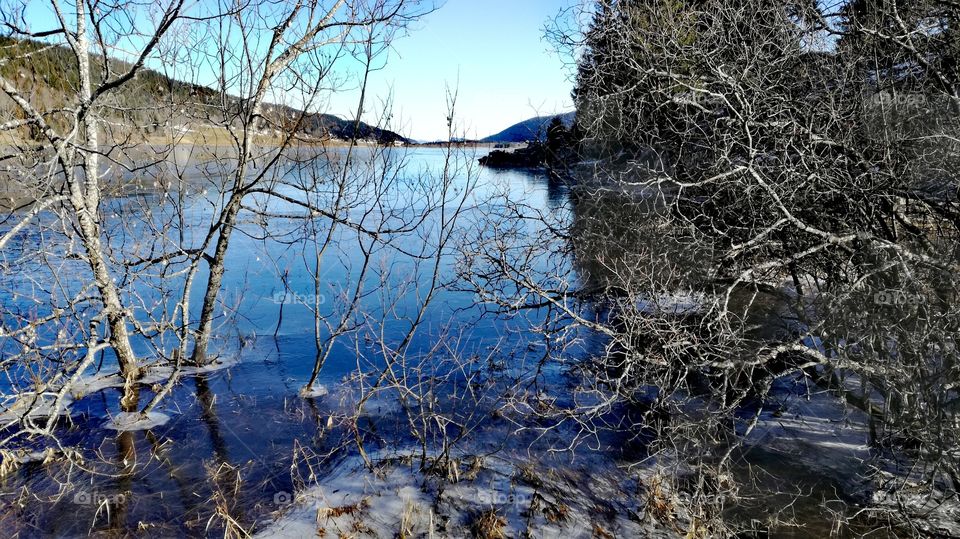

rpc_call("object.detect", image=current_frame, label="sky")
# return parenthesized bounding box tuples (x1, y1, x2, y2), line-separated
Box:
(325, 0, 577, 141)
(16, 0, 577, 142)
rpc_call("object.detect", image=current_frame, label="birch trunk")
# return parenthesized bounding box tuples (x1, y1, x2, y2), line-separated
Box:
(72, 2, 141, 411)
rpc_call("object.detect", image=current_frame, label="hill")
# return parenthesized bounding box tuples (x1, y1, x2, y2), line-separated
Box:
(0, 37, 407, 145)
(480, 112, 575, 143)
(261, 103, 407, 144)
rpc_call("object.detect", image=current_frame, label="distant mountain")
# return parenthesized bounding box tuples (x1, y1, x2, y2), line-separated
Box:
(481, 112, 575, 143)
(261, 103, 407, 144)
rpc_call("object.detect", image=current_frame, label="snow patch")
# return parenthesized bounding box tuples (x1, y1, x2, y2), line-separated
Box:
(0, 392, 73, 424)
(299, 385, 328, 398)
(255, 451, 662, 538)
(71, 356, 240, 399)
(104, 412, 171, 431)
(178, 355, 241, 375)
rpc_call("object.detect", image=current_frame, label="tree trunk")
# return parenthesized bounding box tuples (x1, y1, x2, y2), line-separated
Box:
(74, 3, 141, 411)
(190, 199, 242, 365)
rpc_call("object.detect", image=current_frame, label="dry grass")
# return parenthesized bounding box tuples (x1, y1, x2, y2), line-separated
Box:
(514, 462, 543, 489)
(205, 461, 251, 539)
(462, 455, 484, 481)
(316, 498, 370, 521)
(470, 508, 507, 539)
(645, 474, 676, 524)
(592, 523, 615, 538)
(397, 499, 420, 539)
(314, 498, 372, 538)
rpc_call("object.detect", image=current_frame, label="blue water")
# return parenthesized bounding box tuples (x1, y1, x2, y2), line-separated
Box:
(0, 147, 582, 536)
(0, 146, 898, 537)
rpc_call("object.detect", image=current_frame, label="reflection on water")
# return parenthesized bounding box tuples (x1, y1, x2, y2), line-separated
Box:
(0, 148, 921, 537)
(0, 148, 565, 536)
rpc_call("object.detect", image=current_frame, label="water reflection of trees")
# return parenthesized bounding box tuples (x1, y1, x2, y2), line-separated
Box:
(457, 155, 960, 534)
(568, 185, 712, 294)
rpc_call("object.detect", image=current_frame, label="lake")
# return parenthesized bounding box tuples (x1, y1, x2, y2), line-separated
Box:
(0, 146, 902, 537)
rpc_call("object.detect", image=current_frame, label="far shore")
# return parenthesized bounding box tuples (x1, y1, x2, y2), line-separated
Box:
(1, 123, 530, 153)
(0, 136, 519, 212)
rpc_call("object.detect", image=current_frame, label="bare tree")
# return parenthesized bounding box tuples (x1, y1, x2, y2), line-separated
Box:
(0, 0, 192, 423)
(454, 0, 960, 534)
(0, 0, 430, 445)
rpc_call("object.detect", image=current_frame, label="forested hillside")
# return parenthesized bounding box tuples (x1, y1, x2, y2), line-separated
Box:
(480, 111, 574, 142)
(0, 37, 406, 145)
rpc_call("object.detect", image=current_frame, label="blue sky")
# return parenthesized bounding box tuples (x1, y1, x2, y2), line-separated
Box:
(17, 0, 576, 141)
(326, 0, 576, 141)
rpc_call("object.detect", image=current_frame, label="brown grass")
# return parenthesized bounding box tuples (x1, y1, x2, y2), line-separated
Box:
(470, 508, 507, 539)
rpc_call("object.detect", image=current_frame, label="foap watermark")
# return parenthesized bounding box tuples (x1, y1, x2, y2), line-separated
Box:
(866, 91, 927, 109)
(73, 490, 126, 506)
(874, 290, 923, 306)
(674, 91, 722, 107)
(273, 491, 293, 506)
(477, 481, 532, 506)
(271, 291, 326, 306)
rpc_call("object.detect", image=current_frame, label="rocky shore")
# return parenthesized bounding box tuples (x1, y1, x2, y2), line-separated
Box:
(478, 144, 547, 169)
